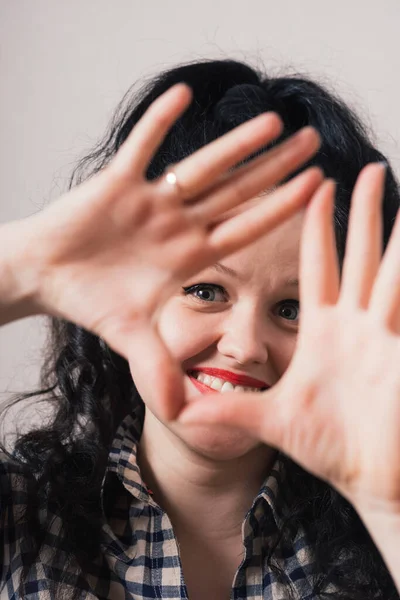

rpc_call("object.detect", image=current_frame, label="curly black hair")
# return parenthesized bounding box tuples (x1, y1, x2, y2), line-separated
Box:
(1, 58, 399, 599)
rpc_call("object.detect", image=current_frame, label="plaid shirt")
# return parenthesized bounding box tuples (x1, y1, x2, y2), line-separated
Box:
(0, 407, 331, 599)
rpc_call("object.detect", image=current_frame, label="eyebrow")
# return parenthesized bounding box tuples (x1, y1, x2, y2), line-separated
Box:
(213, 263, 299, 287)
(213, 262, 239, 278)
(284, 278, 299, 287)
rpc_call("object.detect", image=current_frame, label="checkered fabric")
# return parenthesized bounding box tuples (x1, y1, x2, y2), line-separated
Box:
(0, 407, 327, 599)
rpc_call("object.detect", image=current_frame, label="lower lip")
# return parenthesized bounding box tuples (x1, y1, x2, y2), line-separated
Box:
(189, 375, 219, 395)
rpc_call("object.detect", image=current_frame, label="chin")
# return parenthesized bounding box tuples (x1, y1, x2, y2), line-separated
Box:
(171, 420, 262, 461)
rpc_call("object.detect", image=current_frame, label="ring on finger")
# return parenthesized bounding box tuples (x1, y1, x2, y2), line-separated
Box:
(161, 164, 186, 201)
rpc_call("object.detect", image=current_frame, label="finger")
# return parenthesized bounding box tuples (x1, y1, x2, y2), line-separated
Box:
(299, 179, 340, 315)
(369, 203, 400, 333)
(207, 167, 323, 255)
(177, 389, 285, 448)
(100, 318, 185, 421)
(109, 83, 193, 180)
(340, 164, 385, 309)
(155, 112, 283, 200)
(187, 127, 321, 222)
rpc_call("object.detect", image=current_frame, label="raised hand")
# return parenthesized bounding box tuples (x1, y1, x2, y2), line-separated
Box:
(179, 163, 400, 512)
(8, 84, 322, 419)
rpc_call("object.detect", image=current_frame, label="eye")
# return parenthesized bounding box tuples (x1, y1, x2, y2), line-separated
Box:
(276, 299, 300, 322)
(182, 283, 228, 303)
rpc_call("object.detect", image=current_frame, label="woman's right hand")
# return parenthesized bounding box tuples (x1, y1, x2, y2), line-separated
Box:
(2, 84, 323, 418)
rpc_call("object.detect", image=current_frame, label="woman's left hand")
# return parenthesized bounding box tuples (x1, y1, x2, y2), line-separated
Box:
(179, 163, 400, 513)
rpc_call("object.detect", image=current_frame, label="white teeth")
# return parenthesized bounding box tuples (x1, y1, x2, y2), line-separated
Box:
(210, 378, 223, 391)
(191, 372, 265, 393)
(221, 381, 235, 394)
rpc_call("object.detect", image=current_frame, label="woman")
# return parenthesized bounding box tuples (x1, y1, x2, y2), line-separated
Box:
(0, 58, 399, 599)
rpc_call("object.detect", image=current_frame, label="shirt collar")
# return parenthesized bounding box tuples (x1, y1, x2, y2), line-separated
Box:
(101, 403, 286, 527)
(257, 457, 286, 530)
(100, 403, 151, 514)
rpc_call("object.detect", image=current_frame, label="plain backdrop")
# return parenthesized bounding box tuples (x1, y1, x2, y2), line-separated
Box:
(1, 1, 399, 420)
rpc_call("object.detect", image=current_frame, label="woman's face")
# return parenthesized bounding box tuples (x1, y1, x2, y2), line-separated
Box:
(136, 204, 305, 461)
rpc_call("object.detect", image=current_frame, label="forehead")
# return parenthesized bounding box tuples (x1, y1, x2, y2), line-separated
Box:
(211, 198, 304, 289)
(223, 195, 305, 259)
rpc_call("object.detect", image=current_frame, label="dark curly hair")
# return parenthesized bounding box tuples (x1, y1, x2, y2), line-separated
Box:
(1, 58, 399, 599)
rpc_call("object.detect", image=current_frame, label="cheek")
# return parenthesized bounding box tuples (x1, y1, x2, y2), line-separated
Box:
(273, 333, 298, 374)
(157, 302, 220, 363)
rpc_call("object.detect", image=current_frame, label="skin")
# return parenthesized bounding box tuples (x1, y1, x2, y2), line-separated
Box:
(140, 204, 303, 462)
(136, 204, 305, 594)
(180, 167, 400, 592)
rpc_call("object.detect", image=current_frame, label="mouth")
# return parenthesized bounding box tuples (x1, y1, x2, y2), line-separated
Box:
(187, 368, 270, 395)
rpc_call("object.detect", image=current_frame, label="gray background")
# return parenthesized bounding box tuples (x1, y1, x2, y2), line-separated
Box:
(1, 1, 399, 409)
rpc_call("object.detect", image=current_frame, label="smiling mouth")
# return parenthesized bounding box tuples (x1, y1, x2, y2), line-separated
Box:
(188, 371, 269, 394)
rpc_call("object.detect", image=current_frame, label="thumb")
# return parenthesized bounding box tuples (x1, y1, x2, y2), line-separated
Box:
(177, 386, 287, 450)
(101, 319, 185, 421)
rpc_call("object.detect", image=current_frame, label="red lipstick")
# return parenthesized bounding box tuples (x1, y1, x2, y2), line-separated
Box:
(189, 367, 269, 389)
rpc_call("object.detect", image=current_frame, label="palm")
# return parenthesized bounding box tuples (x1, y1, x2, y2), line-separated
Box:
(278, 308, 400, 505)
(30, 84, 321, 419)
(35, 178, 212, 334)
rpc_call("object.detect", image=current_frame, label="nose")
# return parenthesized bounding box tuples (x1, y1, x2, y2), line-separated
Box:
(217, 303, 269, 366)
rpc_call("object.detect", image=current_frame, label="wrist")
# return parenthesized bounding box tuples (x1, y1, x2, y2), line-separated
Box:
(0, 218, 43, 326)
